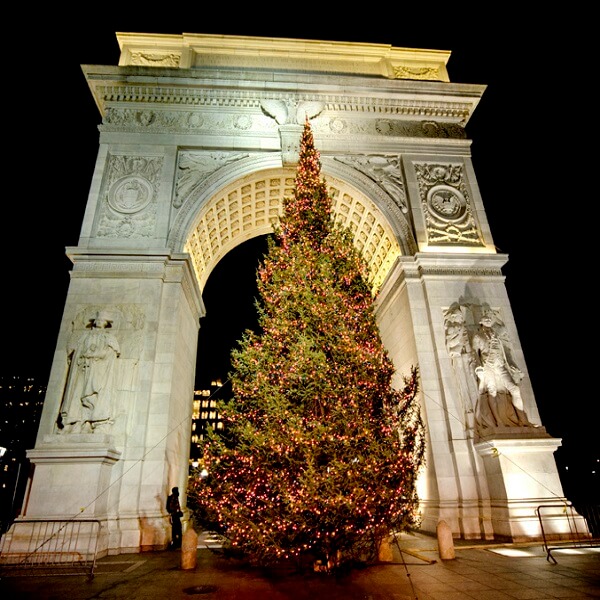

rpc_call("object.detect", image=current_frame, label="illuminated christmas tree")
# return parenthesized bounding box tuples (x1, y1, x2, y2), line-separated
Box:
(188, 119, 425, 573)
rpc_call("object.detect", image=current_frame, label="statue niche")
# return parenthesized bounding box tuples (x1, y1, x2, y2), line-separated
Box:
(58, 310, 120, 434)
(443, 303, 538, 435)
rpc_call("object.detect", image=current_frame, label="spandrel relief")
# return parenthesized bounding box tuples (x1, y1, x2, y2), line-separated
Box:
(95, 154, 163, 239)
(174, 151, 249, 208)
(415, 163, 484, 247)
(334, 155, 408, 214)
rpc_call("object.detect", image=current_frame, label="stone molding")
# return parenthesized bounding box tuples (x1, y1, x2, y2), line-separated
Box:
(65, 249, 204, 320)
(83, 61, 484, 130)
(376, 253, 508, 314)
(115, 32, 452, 82)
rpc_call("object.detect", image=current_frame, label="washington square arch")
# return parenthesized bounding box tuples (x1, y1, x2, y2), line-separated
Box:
(8, 32, 586, 556)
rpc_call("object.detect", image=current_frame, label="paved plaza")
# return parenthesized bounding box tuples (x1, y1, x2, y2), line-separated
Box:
(1, 531, 599, 599)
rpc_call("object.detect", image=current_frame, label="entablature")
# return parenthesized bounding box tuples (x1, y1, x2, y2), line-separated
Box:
(83, 64, 485, 133)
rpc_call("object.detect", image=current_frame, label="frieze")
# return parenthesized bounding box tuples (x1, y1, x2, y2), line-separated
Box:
(103, 106, 465, 140)
(175, 152, 250, 208)
(414, 163, 484, 247)
(260, 100, 325, 125)
(324, 117, 465, 139)
(103, 108, 275, 134)
(95, 154, 163, 239)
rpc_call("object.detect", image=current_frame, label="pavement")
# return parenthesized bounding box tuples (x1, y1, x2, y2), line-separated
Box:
(1, 530, 599, 599)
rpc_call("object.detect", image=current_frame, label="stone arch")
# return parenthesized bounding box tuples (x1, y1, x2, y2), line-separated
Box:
(13, 33, 575, 559)
(173, 158, 413, 294)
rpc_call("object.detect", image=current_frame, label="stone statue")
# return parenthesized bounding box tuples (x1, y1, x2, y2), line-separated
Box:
(59, 311, 120, 433)
(443, 303, 538, 432)
(443, 303, 479, 434)
(444, 303, 472, 359)
(471, 310, 532, 428)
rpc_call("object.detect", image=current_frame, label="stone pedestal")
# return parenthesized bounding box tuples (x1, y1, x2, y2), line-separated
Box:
(475, 431, 588, 542)
(24, 437, 121, 519)
(1, 438, 122, 560)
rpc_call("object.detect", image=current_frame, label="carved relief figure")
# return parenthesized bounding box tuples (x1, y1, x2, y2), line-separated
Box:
(471, 310, 533, 428)
(443, 303, 536, 433)
(174, 151, 248, 208)
(444, 303, 471, 358)
(443, 303, 478, 434)
(334, 155, 408, 213)
(59, 311, 121, 433)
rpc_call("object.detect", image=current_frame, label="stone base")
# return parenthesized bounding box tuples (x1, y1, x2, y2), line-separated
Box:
(417, 498, 495, 541)
(475, 425, 549, 442)
(25, 441, 121, 520)
(475, 435, 589, 541)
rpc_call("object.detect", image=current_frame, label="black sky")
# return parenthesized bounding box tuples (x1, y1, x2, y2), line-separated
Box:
(5, 14, 593, 473)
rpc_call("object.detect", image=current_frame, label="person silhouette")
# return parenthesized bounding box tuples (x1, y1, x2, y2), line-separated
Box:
(166, 487, 183, 549)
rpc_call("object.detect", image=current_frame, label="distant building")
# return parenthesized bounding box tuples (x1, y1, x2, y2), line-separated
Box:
(0, 374, 229, 528)
(0, 376, 45, 533)
(189, 380, 226, 472)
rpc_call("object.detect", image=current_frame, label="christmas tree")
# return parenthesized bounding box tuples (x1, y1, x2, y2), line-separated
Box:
(188, 119, 425, 573)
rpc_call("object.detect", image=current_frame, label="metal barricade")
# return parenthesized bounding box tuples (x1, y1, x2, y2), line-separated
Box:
(574, 501, 600, 538)
(536, 502, 600, 564)
(0, 518, 101, 579)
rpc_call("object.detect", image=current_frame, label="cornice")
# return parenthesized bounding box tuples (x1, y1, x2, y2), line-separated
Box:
(115, 32, 453, 82)
(82, 65, 485, 126)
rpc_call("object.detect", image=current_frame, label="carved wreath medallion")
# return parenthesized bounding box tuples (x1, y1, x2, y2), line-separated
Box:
(108, 176, 153, 214)
(426, 184, 466, 221)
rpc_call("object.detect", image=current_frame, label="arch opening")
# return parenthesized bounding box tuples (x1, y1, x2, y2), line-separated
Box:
(182, 167, 402, 296)
(195, 235, 270, 390)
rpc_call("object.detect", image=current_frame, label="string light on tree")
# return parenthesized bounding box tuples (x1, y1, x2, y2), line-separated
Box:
(187, 118, 425, 573)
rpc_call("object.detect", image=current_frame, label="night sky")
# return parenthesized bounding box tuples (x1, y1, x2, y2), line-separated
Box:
(6, 14, 594, 491)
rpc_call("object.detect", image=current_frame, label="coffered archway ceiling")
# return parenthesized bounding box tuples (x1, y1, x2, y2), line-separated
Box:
(184, 168, 401, 294)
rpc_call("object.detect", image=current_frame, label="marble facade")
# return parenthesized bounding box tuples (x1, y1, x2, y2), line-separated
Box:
(11, 33, 582, 555)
